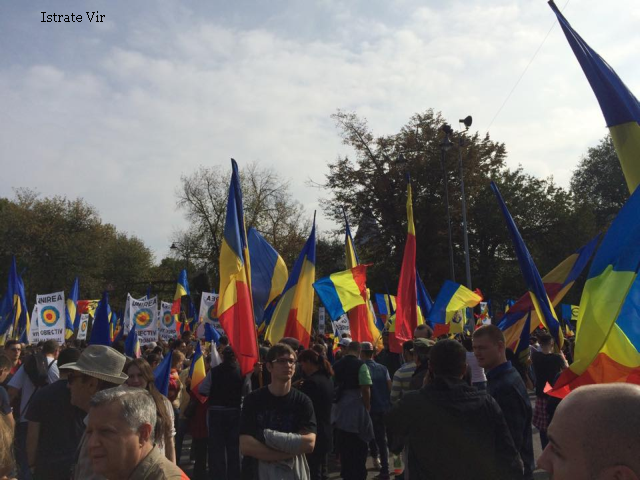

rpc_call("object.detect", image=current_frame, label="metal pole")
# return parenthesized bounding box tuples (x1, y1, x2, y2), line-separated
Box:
(458, 138, 472, 290)
(440, 142, 456, 282)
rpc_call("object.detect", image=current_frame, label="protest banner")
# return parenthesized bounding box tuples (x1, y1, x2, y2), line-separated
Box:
(130, 296, 158, 346)
(77, 313, 89, 340)
(159, 301, 177, 342)
(36, 291, 66, 344)
(332, 314, 351, 337)
(199, 292, 223, 334)
(318, 307, 326, 335)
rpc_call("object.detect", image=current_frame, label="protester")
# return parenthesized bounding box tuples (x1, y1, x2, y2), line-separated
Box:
(462, 336, 486, 390)
(0, 412, 15, 480)
(59, 344, 128, 480)
(386, 339, 524, 480)
(530, 332, 566, 449)
(124, 358, 176, 462)
(240, 343, 316, 480)
(3, 340, 22, 377)
(86, 387, 187, 479)
(298, 349, 333, 480)
(413, 324, 433, 340)
(8, 340, 60, 480)
(0, 356, 14, 431)
(25, 348, 83, 480)
(360, 341, 392, 480)
(374, 331, 402, 378)
(537, 383, 640, 479)
(186, 355, 212, 480)
(332, 341, 374, 480)
(197, 346, 244, 480)
(408, 339, 435, 391)
(473, 325, 534, 479)
(390, 340, 415, 403)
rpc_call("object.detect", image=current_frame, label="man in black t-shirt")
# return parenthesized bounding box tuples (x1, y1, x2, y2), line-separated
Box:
(240, 343, 316, 480)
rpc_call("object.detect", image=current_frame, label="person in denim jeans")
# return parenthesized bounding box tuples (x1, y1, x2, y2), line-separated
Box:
(199, 346, 244, 480)
(361, 342, 392, 480)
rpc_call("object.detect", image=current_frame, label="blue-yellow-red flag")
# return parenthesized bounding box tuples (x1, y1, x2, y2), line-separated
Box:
(188, 341, 208, 403)
(343, 209, 381, 348)
(392, 181, 418, 353)
(171, 269, 190, 315)
(548, 185, 640, 397)
(416, 273, 434, 328)
(265, 217, 316, 347)
(498, 235, 599, 351)
(248, 227, 288, 328)
(428, 280, 482, 336)
(89, 291, 112, 346)
(491, 181, 564, 349)
(0, 257, 29, 341)
(218, 159, 258, 376)
(125, 323, 141, 358)
(65, 277, 79, 339)
(549, 0, 640, 194)
(313, 265, 368, 321)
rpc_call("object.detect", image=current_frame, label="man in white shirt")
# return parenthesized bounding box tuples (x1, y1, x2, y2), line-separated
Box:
(8, 339, 60, 480)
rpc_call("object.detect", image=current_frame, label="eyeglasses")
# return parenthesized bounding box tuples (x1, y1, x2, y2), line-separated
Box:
(271, 358, 295, 366)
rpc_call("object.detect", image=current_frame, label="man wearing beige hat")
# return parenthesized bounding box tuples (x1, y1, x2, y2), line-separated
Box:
(59, 345, 129, 480)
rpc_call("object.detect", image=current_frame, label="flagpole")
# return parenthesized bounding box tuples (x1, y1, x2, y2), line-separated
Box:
(440, 125, 456, 281)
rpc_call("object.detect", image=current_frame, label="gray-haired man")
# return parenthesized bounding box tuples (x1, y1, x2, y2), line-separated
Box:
(86, 388, 187, 480)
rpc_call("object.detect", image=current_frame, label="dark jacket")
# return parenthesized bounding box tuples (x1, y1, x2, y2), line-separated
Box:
(486, 361, 535, 479)
(299, 371, 333, 456)
(386, 376, 523, 480)
(208, 362, 244, 408)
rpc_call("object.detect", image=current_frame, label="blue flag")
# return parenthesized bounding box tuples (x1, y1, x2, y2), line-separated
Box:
(89, 291, 112, 346)
(125, 324, 141, 358)
(154, 350, 173, 397)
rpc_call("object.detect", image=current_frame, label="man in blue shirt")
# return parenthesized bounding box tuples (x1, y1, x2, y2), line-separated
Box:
(473, 325, 533, 480)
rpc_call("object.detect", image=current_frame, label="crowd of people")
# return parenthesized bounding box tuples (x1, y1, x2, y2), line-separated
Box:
(1, 324, 639, 480)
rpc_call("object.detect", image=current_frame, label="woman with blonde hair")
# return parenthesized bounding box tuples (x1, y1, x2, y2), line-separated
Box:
(124, 358, 177, 463)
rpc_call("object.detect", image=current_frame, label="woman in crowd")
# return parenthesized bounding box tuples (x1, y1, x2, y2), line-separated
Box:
(298, 349, 334, 480)
(124, 358, 177, 463)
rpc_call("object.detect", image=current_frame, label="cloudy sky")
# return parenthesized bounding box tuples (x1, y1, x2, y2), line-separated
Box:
(1, 0, 638, 262)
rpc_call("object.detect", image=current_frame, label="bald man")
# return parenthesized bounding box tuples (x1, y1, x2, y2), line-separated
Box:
(537, 383, 640, 479)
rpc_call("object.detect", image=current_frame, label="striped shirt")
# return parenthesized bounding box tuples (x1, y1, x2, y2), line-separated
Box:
(390, 361, 416, 404)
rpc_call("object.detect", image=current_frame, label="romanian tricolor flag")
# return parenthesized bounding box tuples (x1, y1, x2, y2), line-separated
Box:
(125, 323, 141, 358)
(491, 181, 564, 349)
(248, 227, 288, 328)
(548, 186, 640, 398)
(392, 181, 418, 353)
(0, 257, 29, 342)
(428, 280, 482, 336)
(171, 269, 190, 315)
(498, 236, 599, 351)
(265, 217, 316, 347)
(313, 265, 368, 321)
(375, 293, 396, 323)
(218, 159, 258, 376)
(550, 0, 640, 194)
(189, 341, 208, 403)
(65, 277, 79, 339)
(416, 273, 434, 328)
(343, 209, 381, 348)
(89, 291, 112, 346)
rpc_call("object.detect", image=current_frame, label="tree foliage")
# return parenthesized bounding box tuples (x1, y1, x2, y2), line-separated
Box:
(323, 110, 595, 307)
(0, 189, 154, 308)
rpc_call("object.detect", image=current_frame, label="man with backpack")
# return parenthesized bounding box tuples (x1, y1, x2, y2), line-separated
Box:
(8, 339, 60, 480)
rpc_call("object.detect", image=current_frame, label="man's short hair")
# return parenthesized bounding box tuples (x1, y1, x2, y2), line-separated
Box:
(472, 325, 505, 344)
(90, 387, 157, 442)
(429, 339, 467, 377)
(266, 343, 296, 363)
(346, 341, 361, 354)
(414, 324, 433, 339)
(402, 340, 414, 354)
(58, 348, 81, 367)
(4, 339, 20, 350)
(42, 340, 59, 355)
(537, 332, 553, 347)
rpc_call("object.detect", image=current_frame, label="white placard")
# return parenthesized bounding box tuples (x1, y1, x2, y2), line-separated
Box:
(130, 296, 158, 346)
(199, 292, 223, 333)
(77, 314, 89, 340)
(159, 301, 177, 342)
(36, 291, 66, 344)
(332, 314, 351, 337)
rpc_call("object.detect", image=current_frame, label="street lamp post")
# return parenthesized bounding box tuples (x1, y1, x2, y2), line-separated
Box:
(440, 125, 455, 282)
(170, 242, 190, 276)
(458, 115, 473, 290)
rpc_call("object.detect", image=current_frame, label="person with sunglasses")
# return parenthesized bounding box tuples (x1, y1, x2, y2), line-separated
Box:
(240, 343, 316, 480)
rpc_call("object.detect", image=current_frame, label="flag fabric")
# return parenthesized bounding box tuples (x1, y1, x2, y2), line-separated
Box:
(125, 323, 142, 358)
(392, 181, 418, 353)
(491, 181, 564, 349)
(343, 209, 381, 347)
(217, 159, 258, 376)
(515, 311, 532, 367)
(428, 280, 482, 336)
(416, 273, 434, 327)
(248, 227, 288, 327)
(89, 292, 112, 346)
(188, 342, 208, 403)
(65, 277, 79, 339)
(0, 257, 30, 341)
(204, 323, 221, 346)
(313, 265, 369, 321)
(374, 293, 395, 332)
(498, 235, 599, 351)
(113, 313, 125, 343)
(548, 185, 640, 398)
(549, 0, 640, 194)
(170, 269, 190, 315)
(154, 350, 173, 397)
(265, 218, 316, 347)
